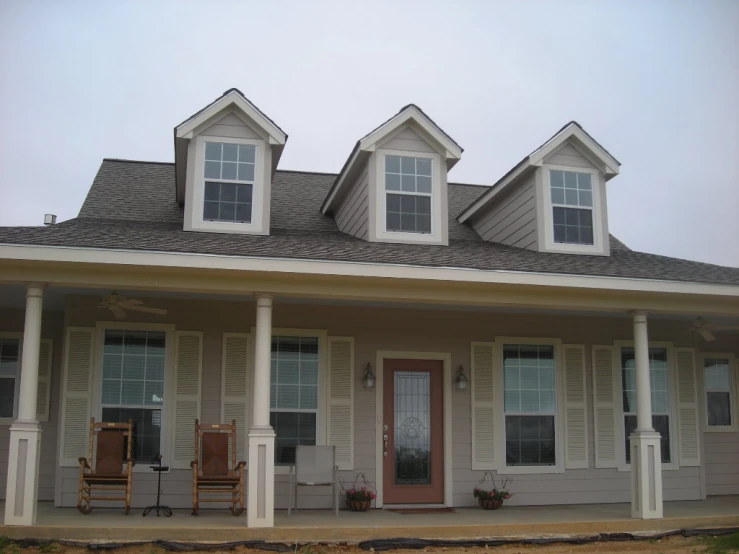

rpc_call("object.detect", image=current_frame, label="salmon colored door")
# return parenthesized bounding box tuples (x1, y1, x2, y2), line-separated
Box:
(382, 359, 444, 504)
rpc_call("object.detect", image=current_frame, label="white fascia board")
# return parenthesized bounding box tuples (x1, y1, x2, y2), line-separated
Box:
(176, 91, 286, 144)
(457, 160, 531, 223)
(1, 243, 738, 299)
(529, 124, 619, 176)
(321, 147, 361, 215)
(359, 107, 462, 160)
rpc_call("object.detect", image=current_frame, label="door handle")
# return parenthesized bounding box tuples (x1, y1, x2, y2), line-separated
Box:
(383, 434, 388, 457)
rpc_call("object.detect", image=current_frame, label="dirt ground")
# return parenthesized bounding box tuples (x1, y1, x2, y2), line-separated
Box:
(13, 534, 733, 554)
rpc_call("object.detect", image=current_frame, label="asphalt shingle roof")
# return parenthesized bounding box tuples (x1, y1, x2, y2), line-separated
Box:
(1, 159, 738, 286)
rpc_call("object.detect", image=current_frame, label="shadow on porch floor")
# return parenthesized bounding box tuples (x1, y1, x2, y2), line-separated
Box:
(1, 497, 738, 542)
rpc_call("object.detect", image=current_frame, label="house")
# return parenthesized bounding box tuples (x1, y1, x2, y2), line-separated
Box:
(0, 89, 738, 529)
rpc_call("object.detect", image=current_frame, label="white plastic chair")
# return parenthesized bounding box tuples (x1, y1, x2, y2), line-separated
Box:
(288, 445, 339, 516)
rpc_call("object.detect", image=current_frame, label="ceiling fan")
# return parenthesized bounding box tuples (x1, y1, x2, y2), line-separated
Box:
(687, 317, 739, 342)
(73, 292, 168, 319)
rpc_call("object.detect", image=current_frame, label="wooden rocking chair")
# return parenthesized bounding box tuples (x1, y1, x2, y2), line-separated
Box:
(190, 419, 246, 515)
(77, 418, 135, 514)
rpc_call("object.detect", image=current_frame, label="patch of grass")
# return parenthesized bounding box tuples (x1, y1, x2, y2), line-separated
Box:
(702, 532, 739, 554)
(39, 542, 62, 554)
(0, 537, 19, 554)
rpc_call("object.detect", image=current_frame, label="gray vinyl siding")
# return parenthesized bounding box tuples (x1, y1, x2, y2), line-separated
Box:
(200, 112, 261, 140)
(1, 299, 734, 510)
(544, 143, 597, 169)
(379, 126, 437, 153)
(470, 171, 538, 250)
(704, 432, 739, 495)
(334, 163, 370, 240)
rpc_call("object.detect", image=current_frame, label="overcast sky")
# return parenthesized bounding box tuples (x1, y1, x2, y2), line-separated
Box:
(0, 0, 737, 267)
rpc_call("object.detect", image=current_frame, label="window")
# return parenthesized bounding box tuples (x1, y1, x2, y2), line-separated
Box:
(704, 358, 733, 427)
(202, 141, 255, 223)
(0, 338, 20, 419)
(550, 170, 594, 245)
(101, 330, 165, 462)
(270, 336, 319, 465)
(621, 347, 671, 463)
(503, 344, 556, 466)
(385, 155, 432, 234)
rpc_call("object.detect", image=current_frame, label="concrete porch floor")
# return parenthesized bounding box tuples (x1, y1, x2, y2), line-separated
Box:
(1, 497, 738, 542)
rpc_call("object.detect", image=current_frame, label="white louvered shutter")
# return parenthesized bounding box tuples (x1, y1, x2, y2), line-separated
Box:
(221, 333, 249, 462)
(675, 347, 700, 466)
(471, 342, 496, 470)
(592, 345, 619, 468)
(171, 331, 202, 469)
(327, 337, 354, 470)
(36, 339, 53, 422)
(563, 345, 588, 469)
(59, 328, 94, 466)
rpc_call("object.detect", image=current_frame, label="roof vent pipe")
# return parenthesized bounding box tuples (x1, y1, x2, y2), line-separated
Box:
(43, 214, 57, 226)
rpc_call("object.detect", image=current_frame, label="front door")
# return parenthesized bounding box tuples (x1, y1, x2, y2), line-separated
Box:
(382, 359, 444, 504)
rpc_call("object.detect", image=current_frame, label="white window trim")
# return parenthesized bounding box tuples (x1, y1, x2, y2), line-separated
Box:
(250, 327, 328, 475)
(91, 322, 176, 473)
(614, 340, 679, 472)
(0, 332, 23, 425)
(373, 149, 445, 245)
(494, 337, 565, 475)
(185, 135, 268, 235)
(539, 164, 608, 256)
(700, 352, 737, 432)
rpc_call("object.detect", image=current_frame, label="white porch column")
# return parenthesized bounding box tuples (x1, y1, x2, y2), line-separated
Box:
(247, 293, 275, 528)
(629, 310, 663, 519)
(4, 284, 45, 526)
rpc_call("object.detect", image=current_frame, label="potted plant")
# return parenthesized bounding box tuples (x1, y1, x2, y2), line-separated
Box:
(341, 473, 377, 512)
(473, 472, 512, 510)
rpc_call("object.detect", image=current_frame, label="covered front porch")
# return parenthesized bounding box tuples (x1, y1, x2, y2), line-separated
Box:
(1, 497, 738, 542)
(1, 255, 738, 529)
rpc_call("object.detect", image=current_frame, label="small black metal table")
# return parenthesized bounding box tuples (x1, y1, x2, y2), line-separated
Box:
(142, 455, 172, 517)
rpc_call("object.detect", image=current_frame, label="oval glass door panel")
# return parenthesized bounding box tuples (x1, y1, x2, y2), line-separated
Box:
(394, 371, 431, 485)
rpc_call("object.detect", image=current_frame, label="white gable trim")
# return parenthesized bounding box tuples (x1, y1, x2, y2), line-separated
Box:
(176, 91, 286, 145)
(530, 123, 619, 176)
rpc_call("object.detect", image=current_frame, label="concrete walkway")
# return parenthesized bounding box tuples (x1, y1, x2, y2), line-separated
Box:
(1, 497, 738, 542)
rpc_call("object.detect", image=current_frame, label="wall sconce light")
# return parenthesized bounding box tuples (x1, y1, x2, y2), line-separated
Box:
(455, 365, 468, 391)
(363, 363, 376, 389)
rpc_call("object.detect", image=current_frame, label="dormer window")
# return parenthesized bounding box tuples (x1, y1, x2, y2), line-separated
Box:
(203, 142, 255, 223)
(385, 155, 432, 234)
(550, 170, 594, 245)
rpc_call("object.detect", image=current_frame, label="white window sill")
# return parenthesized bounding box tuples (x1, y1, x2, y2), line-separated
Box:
(501, 464, 565, 475)
(704, 426, 739, 433)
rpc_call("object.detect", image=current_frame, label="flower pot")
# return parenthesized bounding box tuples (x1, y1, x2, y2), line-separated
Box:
(478, 498, 503, 510)
(346, 499, 372, 512)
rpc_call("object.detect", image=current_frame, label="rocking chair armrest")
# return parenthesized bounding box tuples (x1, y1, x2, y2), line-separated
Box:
(190, 461, 198, 470)
(235, 461, 246, 471)
(78, 457, 90, 470)
(126, 458, 136, 468)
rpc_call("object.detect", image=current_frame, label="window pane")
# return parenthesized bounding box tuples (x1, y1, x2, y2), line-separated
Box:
(417, 215, 431, 234)
(386, 212, 401, 231)
(578, 189, 593, 207)
(221, 184, 237, 202)
(387, 193, 401, 212)
(551, 188, 565, 205)
(400, 195, 416, 213)
(204, 161, 221, 179)
(401, 214, 415, 232)
(416, 158, 432, 176)
(239, 145, 255, 163)
(221, 162, 237, 180)
(0, 339, 20, 378)
(505, 415, 556, 466)
(707, 391, 732, 426)
(101, 407, 162, 462)
(235, 203, 252, 223)
(401, 157, 415, 174)
(238, 163, 254, 182)
(416, 196, 431, 215)
(705, 359, 731, 390)
(205, 142, 221, 161)
(236, 183, 253, 203)
(203, 201, 219, 221)
(219, 202, 235, 221)
(550, 170, 564, 188)
(270, 336, 319, 411)
(386, 156, 401, 174)
(577, 172, 592, 190)
(204, 182, 220, 201)
(271, 412, 317, 465)
(386, 173, 401, 191)
(564, 171, 577, 189)
(401, 175, 416, 192)
(222, 143, 238, 162)
(565, 189, 578, 205)
(416, 175, 432, 193)
(0, 378, 15, 418)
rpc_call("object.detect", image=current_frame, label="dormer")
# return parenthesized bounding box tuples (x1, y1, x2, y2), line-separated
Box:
(458, 122, 620, 256)
(322, 105, 462, 246)
(175, 89, 287, 235)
